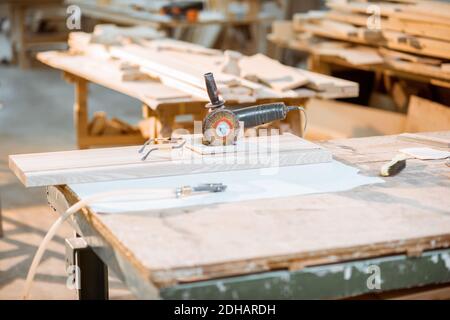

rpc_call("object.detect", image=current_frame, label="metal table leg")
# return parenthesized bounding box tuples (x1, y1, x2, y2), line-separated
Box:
(65, 237, 109, 300)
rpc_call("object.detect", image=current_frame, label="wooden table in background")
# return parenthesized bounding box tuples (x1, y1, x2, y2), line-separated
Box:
(2, 0, 67, 68)
(47, 132, 450, 299)
(37, 51, 315, 149)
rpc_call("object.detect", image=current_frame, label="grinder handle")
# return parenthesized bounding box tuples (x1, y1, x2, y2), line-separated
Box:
(233, 102, 288, 128)
(204, 72, 224, 108)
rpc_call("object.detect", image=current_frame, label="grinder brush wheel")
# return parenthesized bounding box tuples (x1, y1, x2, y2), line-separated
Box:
(202, 108, 240, 146)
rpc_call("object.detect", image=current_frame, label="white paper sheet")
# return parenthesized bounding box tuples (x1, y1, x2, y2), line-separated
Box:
(69, 160, 383, 214)
(400, 147, 450, 160)
(70, 160, 384, 213)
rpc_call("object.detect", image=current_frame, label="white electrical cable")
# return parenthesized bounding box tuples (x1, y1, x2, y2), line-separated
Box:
(22, 188, 178, 300)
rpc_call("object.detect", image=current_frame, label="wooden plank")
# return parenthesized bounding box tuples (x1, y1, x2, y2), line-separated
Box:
(301, 20, 373, 46)
(305, 98, 406, 140)
(405, 96, 450, 133)
(239, 53, 309, 91)
(396, 1, 450, 25)
(384, 17, 450, 42)
(326, 10, 379, 27)
(9, 134, 332, 187)
(143, 38, 222, 56)
(383, 30, 450, 60)
(378, 47, 442, 66)
(385, 58, 450, 82)
(398, 133, 450, 148)
(298, 69, 359, 96)
(314, 46, 383, 65)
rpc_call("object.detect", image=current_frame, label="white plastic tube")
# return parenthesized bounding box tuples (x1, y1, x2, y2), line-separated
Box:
(22, 188, 177, 300)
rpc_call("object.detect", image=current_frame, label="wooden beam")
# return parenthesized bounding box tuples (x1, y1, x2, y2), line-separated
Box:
(405, 96, 450, 133)
(9, 134, 332, 187)
(74, 78, 89, 149)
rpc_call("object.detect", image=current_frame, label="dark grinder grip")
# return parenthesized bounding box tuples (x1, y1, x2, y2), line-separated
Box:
(233, 102, 288, 128)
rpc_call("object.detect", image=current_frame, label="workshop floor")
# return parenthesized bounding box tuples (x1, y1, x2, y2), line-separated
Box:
(0, 63, 142, 299)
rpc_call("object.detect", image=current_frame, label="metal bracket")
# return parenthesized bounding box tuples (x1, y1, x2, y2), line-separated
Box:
(65, 237, 109, 300)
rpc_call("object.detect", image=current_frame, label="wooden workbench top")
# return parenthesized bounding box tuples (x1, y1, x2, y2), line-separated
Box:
(37, 51, 197, 108)
(37, 50, 319, 110)
(52, 132, 450, 288)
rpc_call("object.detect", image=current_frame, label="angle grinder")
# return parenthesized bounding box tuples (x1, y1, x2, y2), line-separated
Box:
(202, 72, 306, 146)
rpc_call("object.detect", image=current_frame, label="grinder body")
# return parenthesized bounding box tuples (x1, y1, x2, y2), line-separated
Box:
(202, 73, 297, 146)
(202, 102, 293, 146)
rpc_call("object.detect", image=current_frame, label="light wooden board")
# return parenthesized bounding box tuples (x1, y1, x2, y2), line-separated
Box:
(9, 134, 332, 187)
(315, 46, 383, 65)
(385, 57, 450, 82)
(378, 47, 442, 66)
(398, 133, 450, 148)
(385, 17, 450, 42)
(326, 10, 382, 27)
(50, 132, 450, 287)
(405, 96, 450, 133)
(383, 30, 450, 60)
(301, 20, 372, 46)
(305, 98, 406, 139)
(239, 54, 309, 92)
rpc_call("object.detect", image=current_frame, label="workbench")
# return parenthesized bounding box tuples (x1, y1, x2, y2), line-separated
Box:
(67, 0, 276, 53)
(67, 0, 276, 29)
(36, 51, 317, 149)
(46, 132, 450, 299)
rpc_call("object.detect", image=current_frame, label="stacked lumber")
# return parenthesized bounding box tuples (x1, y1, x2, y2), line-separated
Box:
(274, 0, 450, 82)
(65, 29, 358, 102)
(88, 112, 140, 136)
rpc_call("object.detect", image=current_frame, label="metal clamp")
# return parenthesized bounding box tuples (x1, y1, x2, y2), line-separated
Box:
(138, 137, 186, 161)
